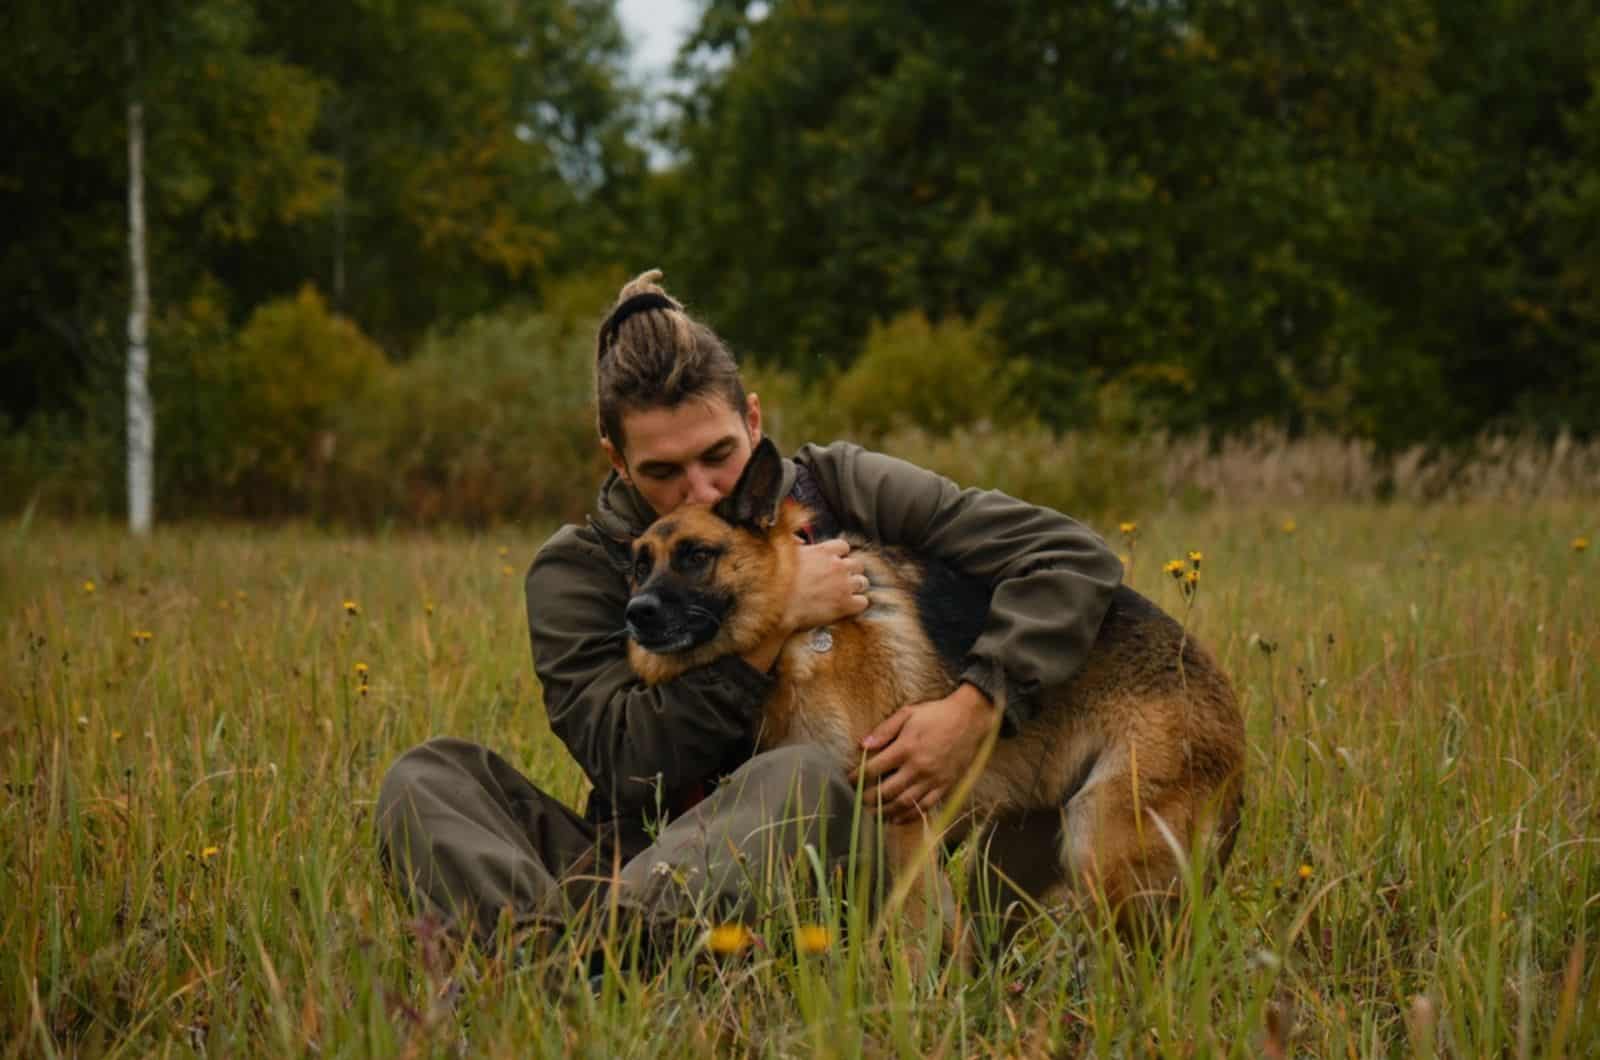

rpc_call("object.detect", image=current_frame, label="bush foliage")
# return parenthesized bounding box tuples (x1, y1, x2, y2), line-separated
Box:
(5, 295, 1599, 527)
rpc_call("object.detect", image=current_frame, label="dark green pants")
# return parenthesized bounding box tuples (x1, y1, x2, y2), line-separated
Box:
(376, 738, 880, 946)
(376, 737, 1068, 949)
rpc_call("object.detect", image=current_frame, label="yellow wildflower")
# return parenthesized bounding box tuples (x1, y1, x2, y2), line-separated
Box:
(1185, 569, 1200, 585)
(1118, 521, 1137, 536)
(354, 662, 369, 676)
(1574, 537, 1590, 553)
(1187, 550, 1204, 566)
(1281, 518, 1297, 535)
(343, 600, 359, 616)
(1298, 863, 1313, 880)
(132, 630, 153, 644)
(795, 924, 832, 955)
(111, 729, 124, 742)
(425, 601, 435, 616)
(202, 845, 221, 860)
(705, 923, 756, 955)
(1163, 559, 1185, 578)
(497, 545, 509, 557)
(83, 580, 96, 594)
(501, 565, 515, 576)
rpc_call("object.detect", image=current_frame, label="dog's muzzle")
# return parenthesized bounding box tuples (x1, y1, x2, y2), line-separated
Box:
(625, 591, 722, 654)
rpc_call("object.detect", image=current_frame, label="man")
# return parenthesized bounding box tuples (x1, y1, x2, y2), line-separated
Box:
(376, 271, 1122, 953)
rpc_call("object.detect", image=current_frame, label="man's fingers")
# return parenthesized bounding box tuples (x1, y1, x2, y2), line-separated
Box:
(889, 782, 936, 822)
(873, 769, 916, 807)
(861, 705, 910, 752)
(856, 739, 909, 782)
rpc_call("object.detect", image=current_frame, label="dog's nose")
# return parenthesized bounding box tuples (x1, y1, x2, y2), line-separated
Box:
(625, 593, 663, 635)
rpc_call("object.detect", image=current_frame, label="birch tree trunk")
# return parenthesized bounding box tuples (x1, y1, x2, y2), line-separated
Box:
(126, 74, 154, 533)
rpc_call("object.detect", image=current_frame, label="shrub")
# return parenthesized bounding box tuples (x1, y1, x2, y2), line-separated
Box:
(332, 309, 606, 526)
(221, 286, 386, 512)
(822, 311, 1029, 441)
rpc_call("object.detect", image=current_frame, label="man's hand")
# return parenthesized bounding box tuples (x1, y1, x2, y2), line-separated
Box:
(851, 683, 1000, 823)
(741, 538, 869, 673)
(782, 538, 870, 631)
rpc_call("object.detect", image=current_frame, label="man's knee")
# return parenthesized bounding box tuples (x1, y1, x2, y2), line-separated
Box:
(738, 743, 854, 814)
(376, 737, 479, 847)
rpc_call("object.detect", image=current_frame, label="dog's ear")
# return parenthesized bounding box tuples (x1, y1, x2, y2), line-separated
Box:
(588, 518, 636, 576)
(714, 437, 785, 531)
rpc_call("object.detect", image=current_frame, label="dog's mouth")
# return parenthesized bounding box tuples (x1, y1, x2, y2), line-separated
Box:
(627, 603, 724, 656)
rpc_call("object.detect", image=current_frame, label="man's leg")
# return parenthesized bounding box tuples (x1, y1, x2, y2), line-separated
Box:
(615, 744, 879, 931)
(376, 737, 600, 947)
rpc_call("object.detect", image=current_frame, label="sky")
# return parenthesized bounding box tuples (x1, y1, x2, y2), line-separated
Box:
(616, 0, 699, 86)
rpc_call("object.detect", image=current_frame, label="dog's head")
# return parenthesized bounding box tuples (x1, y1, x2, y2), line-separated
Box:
(600, 437, 807, 683)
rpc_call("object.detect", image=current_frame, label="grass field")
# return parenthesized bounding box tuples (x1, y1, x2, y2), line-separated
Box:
(4, 503, 1596, 1057)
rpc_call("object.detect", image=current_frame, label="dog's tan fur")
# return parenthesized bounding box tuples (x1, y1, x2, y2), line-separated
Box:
(625, 488, 1245, 929)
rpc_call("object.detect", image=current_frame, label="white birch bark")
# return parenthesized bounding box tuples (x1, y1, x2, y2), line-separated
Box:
(127, 93, 154, 534)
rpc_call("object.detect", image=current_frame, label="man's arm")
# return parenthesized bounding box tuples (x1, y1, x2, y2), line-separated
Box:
(798, 441, 1124, 728)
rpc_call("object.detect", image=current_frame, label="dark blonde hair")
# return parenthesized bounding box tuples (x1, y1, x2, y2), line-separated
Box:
(594, 270, 747, 454)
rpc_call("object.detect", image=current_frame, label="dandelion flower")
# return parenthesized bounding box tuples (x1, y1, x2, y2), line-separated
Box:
(132, 630, 153, 644)
(1298, 863, 1313, 880)
(343, 600, 359, 616)
(704, 923, 756, 955)
(1163, 559, 1185, 578)
(1187, 550, 1204, 566)
(501, 564, 515, 576)
(1575, 537, 1590, 553)
(497, 545, 509, 557)
(354, 662, 369, 676)
(111, 729, 124, 742)
(1185, 569, 1200, 585)
(424, 601, 435, 616)
(83, 580, 96, 594)
(202, 845, 221, 860)
(1118, 521, 1137, 536)
(795, 924, 832, 955)
(1282, 518, 1297, 535)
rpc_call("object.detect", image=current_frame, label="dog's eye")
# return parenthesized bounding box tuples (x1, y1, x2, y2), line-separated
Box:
(632, 553, 652, 582)
(676, 544, 716, 572)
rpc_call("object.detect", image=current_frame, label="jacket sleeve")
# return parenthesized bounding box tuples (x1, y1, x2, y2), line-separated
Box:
(798, 442, 1123, 729)
(525, 525, 772, 815)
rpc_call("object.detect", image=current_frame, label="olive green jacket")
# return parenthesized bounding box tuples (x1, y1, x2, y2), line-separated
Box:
(524, 441, 1122, 852)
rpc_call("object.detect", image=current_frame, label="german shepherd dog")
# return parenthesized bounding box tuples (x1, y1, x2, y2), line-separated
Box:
(606, 438, 1244, 935)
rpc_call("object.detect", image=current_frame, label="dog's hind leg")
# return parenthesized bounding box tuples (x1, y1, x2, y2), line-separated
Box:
(1055, 741, 1202, 935)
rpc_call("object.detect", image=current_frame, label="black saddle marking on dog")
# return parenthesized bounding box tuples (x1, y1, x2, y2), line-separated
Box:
(1096, 584, 1176, 643)
(911, 555, 993, 670)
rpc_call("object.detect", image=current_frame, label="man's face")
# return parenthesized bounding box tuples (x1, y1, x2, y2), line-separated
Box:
(603, 392, 763, 516)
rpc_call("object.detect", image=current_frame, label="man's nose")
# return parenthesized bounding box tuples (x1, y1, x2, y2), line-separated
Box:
(684, 466, 722, 505)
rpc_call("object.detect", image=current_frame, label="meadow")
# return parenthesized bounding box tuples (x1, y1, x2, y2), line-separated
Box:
(3, 501, 1596, 1057)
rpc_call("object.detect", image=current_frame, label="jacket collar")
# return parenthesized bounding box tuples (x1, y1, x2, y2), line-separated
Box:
(590, 453, 799, 540)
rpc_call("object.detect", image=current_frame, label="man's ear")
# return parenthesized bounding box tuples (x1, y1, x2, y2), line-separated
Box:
(714, 437, 784, 531)
(588, 518, 635, 576)
(600, 435, 628, 481)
